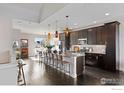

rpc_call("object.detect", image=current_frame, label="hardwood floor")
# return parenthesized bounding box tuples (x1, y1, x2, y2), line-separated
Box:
(23, 58, 124, 85)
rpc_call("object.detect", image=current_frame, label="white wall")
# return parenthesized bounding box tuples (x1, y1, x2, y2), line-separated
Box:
(12, 29, 21, 48)
(12, 29, 21, 41)
(118, 20, 124, 72)
(0, 17, 13, 64)
(20, 33, 45, 57)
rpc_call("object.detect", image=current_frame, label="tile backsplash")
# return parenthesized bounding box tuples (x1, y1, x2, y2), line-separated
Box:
(71, 45, 106, 54)
(81, 45, 106, 54)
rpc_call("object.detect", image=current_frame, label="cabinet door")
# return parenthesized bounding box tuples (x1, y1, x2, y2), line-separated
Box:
(75, 31, 78, 44)
(87, 28, 97, 45)
(96, 27, 102, 44)
(101, 27, 107, 45)
(82, 30, 88, 38)
(96, 26, 106, 45)
(78, 31, 82, 39)
(103, 22, 119, 71)
(76, 56, 84, 76)
(104, 23, 116, 71)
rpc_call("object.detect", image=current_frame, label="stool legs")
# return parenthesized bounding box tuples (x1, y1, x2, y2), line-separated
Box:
(61, 63, 70, 75)
(17, 65, 26, 85)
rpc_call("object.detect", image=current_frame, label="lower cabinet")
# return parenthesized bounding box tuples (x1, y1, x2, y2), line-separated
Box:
(85, 53, 104, 68)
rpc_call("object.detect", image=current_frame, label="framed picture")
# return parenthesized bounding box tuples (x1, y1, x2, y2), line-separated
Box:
(21, 39, 28, 48)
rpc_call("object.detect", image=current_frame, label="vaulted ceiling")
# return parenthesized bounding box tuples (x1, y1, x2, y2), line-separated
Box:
(2, 3, 124, 35)
(0, 3, 68, 23)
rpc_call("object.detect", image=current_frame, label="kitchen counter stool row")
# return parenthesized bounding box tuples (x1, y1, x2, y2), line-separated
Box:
(39, 51, 71, 75)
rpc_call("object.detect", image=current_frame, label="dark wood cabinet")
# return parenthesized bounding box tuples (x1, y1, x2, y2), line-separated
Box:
(70, 31, 78, 45)
(101, 27, 107, 45)
(96, 26, 105, 45)
(78, 31, 82, 39)
(80, 30, 88, 39)
(87, 28, 97, 44)
(87, 26, 106, 45)
(85, 53, 104, 67)
(103, 22, 120, 71)
(60, 21, 119, 72)
(70, 30, 88, 45)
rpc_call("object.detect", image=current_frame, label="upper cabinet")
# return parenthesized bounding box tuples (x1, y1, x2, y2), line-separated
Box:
(87, 26, 107, 45)
(70, 32, 78, 45)
(78, 30, 88, 39)
(87, 28, 97, 45)
(96, 26, 107, 45)
(70, 30, 88, 45)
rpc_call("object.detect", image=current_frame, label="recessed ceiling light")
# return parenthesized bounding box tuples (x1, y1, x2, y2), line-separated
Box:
(74, 23, 78, 26)
(105, 13, 110, 16)
(93, 21, 97, 23)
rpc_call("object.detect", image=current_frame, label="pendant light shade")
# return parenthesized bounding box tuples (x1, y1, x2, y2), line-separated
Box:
(64, 16, 70, 36)
(47, 24, 51, 40)
(55, 20, 59, 38)
(48, 32, 51, 40)
(55, 31, 58, 38)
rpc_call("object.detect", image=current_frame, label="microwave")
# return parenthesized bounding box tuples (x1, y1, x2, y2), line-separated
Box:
(78, 38, 87, 45)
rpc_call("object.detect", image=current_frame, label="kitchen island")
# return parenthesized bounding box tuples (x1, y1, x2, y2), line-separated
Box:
(62, 53, 85, 78)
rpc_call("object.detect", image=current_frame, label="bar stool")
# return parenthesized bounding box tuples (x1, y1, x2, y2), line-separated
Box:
(43, 52, 46, 63)
(48, 53, 52, 65)
(17, 59, 26, 85)
(61, 60, 71, 75)
(56, 54, 63, 70)
(39, 51, 43, 62)
(53, 53, 58, 68)
(44, 52, 48, 64)
(51, 53, 55, 66)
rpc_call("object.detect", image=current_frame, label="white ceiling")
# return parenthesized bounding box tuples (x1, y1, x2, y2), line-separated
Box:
(0, 3, 68, 22)
(0, 3, 43, 22)
(11, 3, 124, 35)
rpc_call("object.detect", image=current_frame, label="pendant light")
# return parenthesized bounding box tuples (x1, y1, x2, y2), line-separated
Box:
(55, 20, 59, 38)
(64, 15, 70, 36)
(47, 24, 51, 40)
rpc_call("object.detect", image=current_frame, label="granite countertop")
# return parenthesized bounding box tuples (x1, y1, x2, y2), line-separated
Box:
(62, 52, 85, 63)
(85, 51, 106, 54)
(62, 52, 85, 58)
